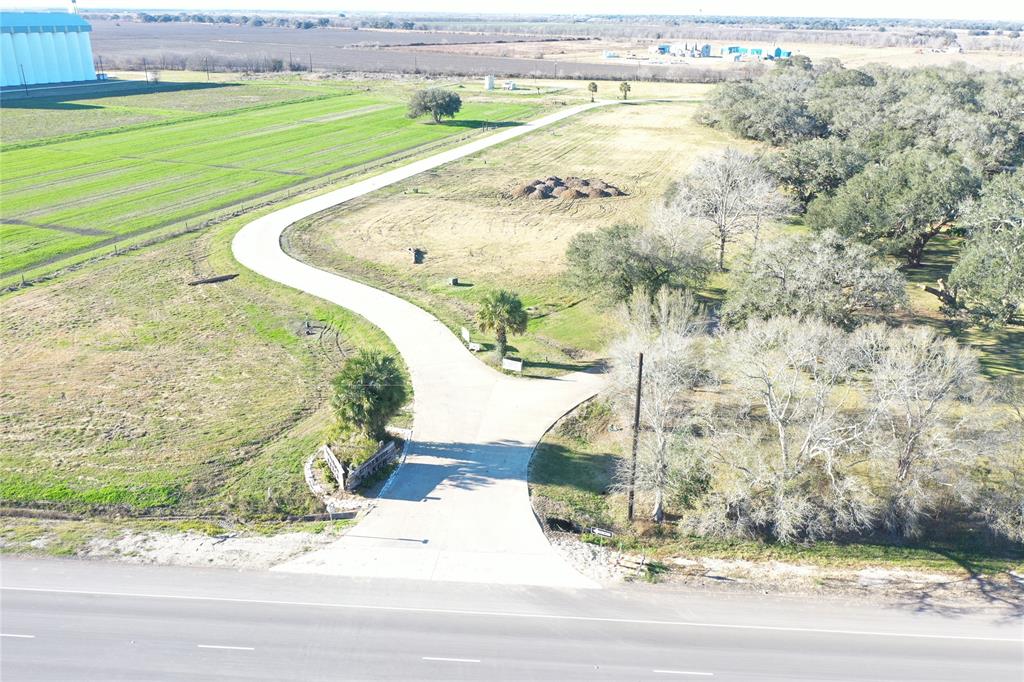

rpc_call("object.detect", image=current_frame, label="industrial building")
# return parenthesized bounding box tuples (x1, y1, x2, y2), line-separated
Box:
(1, 12, 96, 88)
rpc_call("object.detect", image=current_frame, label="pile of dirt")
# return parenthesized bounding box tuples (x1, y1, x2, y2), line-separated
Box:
(512, 176, 625, 200)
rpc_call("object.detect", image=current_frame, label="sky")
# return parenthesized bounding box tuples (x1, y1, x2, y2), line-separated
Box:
(1, 1, 1020, 22)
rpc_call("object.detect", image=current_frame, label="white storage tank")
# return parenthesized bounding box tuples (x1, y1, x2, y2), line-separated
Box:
(0, 11, 96, 87)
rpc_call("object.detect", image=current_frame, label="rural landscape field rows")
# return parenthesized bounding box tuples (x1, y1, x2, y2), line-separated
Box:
(0, 76, 574, 520)
(1, 79, 543, 278)
(1, 8, 1023, 679)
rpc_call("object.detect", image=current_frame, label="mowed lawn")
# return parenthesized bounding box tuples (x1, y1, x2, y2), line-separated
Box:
(287, 95, 743, 374)
(0, 78, 541, 276)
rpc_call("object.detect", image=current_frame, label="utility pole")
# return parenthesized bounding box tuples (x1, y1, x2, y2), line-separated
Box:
(626, 352, 644, 522)
(308, 52, 313, 73)
(18, 64, 28, 95)
(142, 57, 150, 84)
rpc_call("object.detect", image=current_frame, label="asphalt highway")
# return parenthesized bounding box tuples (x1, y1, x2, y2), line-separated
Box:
(2, 559, 1021, 680)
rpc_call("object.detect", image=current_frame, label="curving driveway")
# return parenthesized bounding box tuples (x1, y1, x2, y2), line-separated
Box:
(233, 103, 611, 589)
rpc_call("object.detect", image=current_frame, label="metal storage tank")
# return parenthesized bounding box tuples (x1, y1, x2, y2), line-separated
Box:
(66, 31, 85, 78)
(52, 31, 74, 82)
(1, 33, 20, 86)
(40, 31, 60, 81)
(0, 11, 96, 88)
(11, 30, 34, 83)
(27, 31, 45, 82)
(77, 31, 95, 80)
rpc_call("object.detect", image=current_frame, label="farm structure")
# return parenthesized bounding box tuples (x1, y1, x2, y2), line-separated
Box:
(721, 45, 792, 60)
(1, 12, 96, 87)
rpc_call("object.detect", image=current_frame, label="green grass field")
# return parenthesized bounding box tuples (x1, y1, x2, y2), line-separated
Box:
(0, 75, 560, 519)
(0, 209, 397, 517)
(1, 77, 543, 277)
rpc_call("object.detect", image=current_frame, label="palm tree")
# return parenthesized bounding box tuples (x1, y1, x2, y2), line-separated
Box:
(588, 81, 598, 102)
(619, 81, 631, 100)
(476, 290, 529, 359)
(331, 350, 407, 441)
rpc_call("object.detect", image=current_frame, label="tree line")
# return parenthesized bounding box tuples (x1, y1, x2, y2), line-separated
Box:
(700, 59, 1023, 330)
(607, 291, 1022, 544)
(87, 13, 416, 31)
(562, 60, 1022, 546)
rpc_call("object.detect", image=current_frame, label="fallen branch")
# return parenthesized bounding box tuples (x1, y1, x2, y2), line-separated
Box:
(188, 274, 238, 286)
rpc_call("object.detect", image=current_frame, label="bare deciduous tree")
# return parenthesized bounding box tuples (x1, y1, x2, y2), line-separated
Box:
(696, 317, 874, 542)
(857, 325, 988, 537)
(664, 148, 790, 271)
(722, 230, 907, 329)
(611, 289, 710, 522)
(978, 376, 1024, 543)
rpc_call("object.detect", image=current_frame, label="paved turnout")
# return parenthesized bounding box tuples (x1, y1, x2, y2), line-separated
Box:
(233, 103, 610, 588)
(2, 559, 1021, 681)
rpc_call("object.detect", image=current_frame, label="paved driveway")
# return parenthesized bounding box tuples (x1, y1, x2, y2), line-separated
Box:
(233, 103, 610, 588)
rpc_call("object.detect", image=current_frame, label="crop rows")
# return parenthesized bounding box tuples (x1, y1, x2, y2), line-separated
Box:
(1, 86, 537, 275)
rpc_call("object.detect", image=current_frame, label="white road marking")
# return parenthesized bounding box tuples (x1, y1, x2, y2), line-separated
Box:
(197, 644, 255, 651)
(1, 634, 35, 639)
(653, 671, 714, 677)
(422, 657, 481, 663)
(3, 586, 1020, 644)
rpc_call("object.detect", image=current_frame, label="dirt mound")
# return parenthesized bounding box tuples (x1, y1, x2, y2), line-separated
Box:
(512, 175, 624, 201)
(512, 183, 534, 198)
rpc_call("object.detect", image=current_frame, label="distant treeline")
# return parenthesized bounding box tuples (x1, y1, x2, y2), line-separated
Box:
(413, 21, 1022, 51)
(84, 12, 1024, 35)
(84, 13, 418, 31)
(82, 12, 1024, 53)
(402, 13, 1023, 32)
(97, 50, 762, 83)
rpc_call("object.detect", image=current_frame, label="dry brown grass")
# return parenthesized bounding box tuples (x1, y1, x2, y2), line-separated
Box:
(286, 97, 743, 371)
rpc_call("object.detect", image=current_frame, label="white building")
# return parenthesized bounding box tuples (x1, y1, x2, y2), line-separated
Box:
(483, 74, 494, 90)
(1, 12, 97, 88)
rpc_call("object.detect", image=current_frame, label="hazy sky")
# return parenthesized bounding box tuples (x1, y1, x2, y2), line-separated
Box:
(1, 1, 1020, 22)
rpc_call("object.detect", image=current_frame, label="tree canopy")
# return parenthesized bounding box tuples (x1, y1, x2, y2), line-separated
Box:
(565, 223, 711, 303)
(407, 88, 462, 124)
(946, 169, 1024, 327)
(722, 230, 906, 328)
(806, 149, 977, 265)
(476, 289, 529, 359)
(331, 350, 408, 441)
(665, 148, 790, 270)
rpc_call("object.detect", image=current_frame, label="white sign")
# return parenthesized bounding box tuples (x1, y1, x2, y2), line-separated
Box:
(461, 327, 471, 343)
(502, 357, 524, 373)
